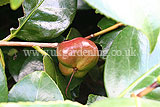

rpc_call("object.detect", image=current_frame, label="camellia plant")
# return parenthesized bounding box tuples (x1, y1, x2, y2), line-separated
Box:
(0, 0, 160, 107)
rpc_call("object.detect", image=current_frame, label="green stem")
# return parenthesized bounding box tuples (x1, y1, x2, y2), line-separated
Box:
(2, 35, 15, 41)
(0, 49, 5, 70)
(32, 46, 48, 56)
(118, 64, 160, 98)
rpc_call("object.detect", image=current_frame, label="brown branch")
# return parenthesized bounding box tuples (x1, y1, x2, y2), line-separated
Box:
(0, 23, 124, 48)
(85, 22, 124, 39)
(136, 81, 159, 98)
(131, 81, 160, 98)
(0, 41, 58, 48)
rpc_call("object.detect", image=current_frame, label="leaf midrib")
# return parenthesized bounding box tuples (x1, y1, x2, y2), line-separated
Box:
(35, 72, 42, 101)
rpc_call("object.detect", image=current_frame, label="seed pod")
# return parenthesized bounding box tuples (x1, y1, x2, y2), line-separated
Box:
(56, 37, 99, 96)
(57, 37, 99, 78)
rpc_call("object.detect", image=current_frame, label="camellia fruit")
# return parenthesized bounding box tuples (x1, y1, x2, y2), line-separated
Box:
(56, 37, 99, 96)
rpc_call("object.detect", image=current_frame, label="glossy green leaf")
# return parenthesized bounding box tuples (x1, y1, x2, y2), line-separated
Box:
(87, 94, 106, 105)
(95, 17, 123, 60)
(8, 71, 64, 102)
(104, 26, 160, 100)
(97, 17, 117, 30)
(66, 28, 82, 40)
(43, 55, 57, 81)
(8, 49, 43, 82)
(0, 100, 84, 107)
(104, 26, 148, 97)
(42, 54, 81, 99)
(42, 54, 67, 99)
(0, 50, 8, 102)
(55, 71, 69, 99)
(0, 0, 9, 6)
(10, 0, 24, 10)
(11, 0, 77, 41)
(84, 0, 160, 53)
(119, 38, 160, 99)
(117, 35, 160, 99)
(90, 98, 160, 107)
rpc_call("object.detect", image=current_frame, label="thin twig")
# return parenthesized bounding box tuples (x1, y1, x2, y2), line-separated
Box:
(0, 41, 58, 48)
(0, 23, 124, 48)
(85, 22, 124, 39)
(136, 81, 159, 98)
(131, 81, 160, 98)
(65, 67, 78, 97)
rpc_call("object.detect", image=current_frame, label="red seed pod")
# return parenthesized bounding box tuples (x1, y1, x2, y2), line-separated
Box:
(57, 37, 99, 78)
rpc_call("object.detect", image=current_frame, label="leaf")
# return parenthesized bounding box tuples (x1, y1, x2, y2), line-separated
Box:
(83, 0, 160, 53)
(87, 94, 107, 105)
(10, 0, 24, 10)
(0, 49, 8, 102)
(43, 52, 83, 99)
(90, 98, 160, 107)
(88, 65, 100, 83)
(8, 50, 28, 82)
(8, 49, 43, 82)
(0, 100, 84, 107)
(104, 26, 149, 97)
(117, 34, 160, 99)
(8, 71, 64, 102)
(55, 71, 69, 99)
(11, 0, 77, 41)
(43, 55, 57, 82)
(18, 56, 44, 81)
(49, 35, 65, 43)
(97, 17, 117, 30)
(88, 66, 106, 96)
(66, 28, 82, 40)
(42, 54, 68, 99)
(95, 17, 123, 60)
(0, 0, 9, 6)
(77, 0, 91, 10)
(119, 43, 160, 99)
(104, 26, 160, 99)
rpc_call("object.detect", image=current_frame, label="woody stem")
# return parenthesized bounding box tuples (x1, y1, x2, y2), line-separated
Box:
(0, 41, 58, 48)
(85, 22, 124, 39)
